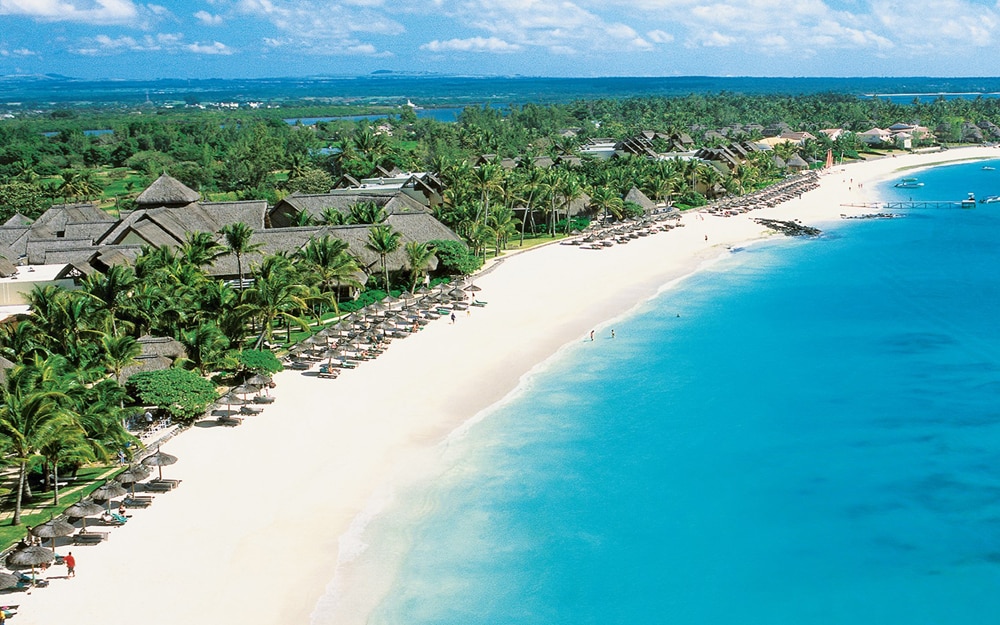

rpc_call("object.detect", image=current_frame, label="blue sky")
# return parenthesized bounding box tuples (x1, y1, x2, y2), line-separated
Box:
(0, 0, 997, 79)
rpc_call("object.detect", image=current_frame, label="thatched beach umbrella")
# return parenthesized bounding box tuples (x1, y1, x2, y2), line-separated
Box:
(31, 518, 75, 554)
(6, 545, 54, 584)
(91, 480, 128, 513)
(142, 447, 178, 481)
(0, 571, 20, 591)
(64, 500, 105, 531)
(220, 391, 246, 415)
(117, 464, 152, 496)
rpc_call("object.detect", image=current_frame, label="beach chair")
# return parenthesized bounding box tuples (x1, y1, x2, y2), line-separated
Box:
(240, 404, 264, 415)
(123, 496, 153, 509)
(472, 300, 488, 307)
(144, 479, 179, 492)
(73, 530, 109, 545)
(253, 395, 275, 404)
(217, 415, 243, 427)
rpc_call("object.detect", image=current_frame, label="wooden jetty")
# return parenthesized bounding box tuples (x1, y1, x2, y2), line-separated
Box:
(842, 199, 975, 210)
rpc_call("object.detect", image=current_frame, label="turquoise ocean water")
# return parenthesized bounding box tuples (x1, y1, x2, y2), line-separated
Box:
(317, 159, 1000, 624)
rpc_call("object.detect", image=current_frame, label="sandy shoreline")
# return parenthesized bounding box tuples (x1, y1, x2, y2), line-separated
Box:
(13, 146, 1000, 625)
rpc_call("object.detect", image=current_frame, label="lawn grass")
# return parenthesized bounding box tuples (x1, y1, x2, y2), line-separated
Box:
(0, 465, 119, 552)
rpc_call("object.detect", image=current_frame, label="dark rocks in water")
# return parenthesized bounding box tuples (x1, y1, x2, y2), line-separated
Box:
(754, 218, 821, 237)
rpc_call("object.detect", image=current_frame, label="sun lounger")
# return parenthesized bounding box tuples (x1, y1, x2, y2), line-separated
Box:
(472, 300, 488, 307)
(146, 479, 180, 492)
(240, 404, 264, 415)
(73, 530, 109, 545)
(217, 415, 243, 427)
(123, 496, 153, 508)
(253, 395, 275, 404)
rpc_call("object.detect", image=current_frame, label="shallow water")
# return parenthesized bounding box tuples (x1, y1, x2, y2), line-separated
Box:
(315, 160, 1000, 625)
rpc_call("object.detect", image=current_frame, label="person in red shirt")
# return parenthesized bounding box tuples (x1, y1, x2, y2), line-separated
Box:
(64, 552, 75, 578)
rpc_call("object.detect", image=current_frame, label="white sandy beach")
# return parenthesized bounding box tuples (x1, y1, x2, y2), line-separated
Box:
(12, 146, 1000, 625)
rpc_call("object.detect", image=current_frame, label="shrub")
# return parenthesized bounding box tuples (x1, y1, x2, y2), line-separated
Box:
(430, 239, 481, 275)
(127, 368, 218, 422)
(237, 349, 283, 374)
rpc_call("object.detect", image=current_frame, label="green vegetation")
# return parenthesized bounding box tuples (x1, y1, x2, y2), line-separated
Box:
(2, 90, 997, 536)
(127, 369, 219, 422)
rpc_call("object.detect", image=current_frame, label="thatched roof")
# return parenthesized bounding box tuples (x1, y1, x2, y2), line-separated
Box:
(0, 256, 17, 278)
(135, 174, 200, 207)
(137, 335, 187, 359)
(35, 203, 115, 229)
(269, 191, 430, 228)
(0, 354, 15, 387)
(786, 154, 809, 169)
(624, 187, 656, 211)
(200, 200, 267, 230)
(3, 214, 32, 227)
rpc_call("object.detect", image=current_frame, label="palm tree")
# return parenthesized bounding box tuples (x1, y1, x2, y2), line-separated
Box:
(180, 231, 227, 268)
(0, 376, 68, 525)
(320, 207, 347, 225)
(39, 423, 92, 505)
(404, 241, 436, 293)
(348, 200, 386, 225)
(180, 322, 230, 375)
(239, 255, 311, 349)
(556, 172, 585, 234)
(590, 186, 624, 223)
(220, 222, 262, 291)
(101, 334, 141, 384)
(488, 207, 519, 256)
(298, 235, 362, 314)
(366, 224, 403, 291)
(80, 264, 137, 335)
(471, 162, 503, 226)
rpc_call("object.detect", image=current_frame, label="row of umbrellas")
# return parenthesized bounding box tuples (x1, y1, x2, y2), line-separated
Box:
(2, 447, 179, 586)
(288, 283, 481, 362)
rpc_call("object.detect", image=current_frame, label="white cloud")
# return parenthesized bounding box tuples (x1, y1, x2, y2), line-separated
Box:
(421, 36, 521, 52)
(187, 40, 232, 54)
(236, 0, 402, 55)
(194, 9, 223, 24)
(646, 29, 673, 44)
(0, 0, 141, 24)
(0, 46, 37, 56)
(71, 31, 233, 55)
(701, 31, 736, 47)
(449, 0, 659, 53)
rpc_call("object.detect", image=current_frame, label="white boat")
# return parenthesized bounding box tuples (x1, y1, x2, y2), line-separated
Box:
(983, 166, 996, 171)
(980, 195, 1000, 203)
(895, 177, 924, 188)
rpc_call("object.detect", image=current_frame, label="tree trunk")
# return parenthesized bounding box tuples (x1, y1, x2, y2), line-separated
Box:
(53, 460, 59, 505)
(12, 461, 25, 525)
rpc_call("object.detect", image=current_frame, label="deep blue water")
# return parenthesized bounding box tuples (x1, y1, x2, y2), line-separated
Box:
(10, 74, 1000, 106)
(318, 160, 1000, 624)
(284, 107, 471, 125)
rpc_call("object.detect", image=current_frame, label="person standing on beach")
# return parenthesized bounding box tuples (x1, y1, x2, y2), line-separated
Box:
(590, 330, 595, 341)
(64, 552, 75, 578)
(450, 312, 456, 324)
(611, 329, 615, 339)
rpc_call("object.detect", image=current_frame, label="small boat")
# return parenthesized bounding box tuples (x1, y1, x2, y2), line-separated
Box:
(980, 195, 1000, 204)
(895, 177, 924, 188)
(983, 166, 996, 171)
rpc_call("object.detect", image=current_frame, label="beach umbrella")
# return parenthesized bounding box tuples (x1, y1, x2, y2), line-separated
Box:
(6, 545, 54, 585)
(116, 464, 152, 497)
(91, 481, 128, 512)
(31, 518, 74, 555)
(64, 500, 105, 531)
(463, 284, 481, 292)
(220, 391, 247, 415)
(0, 572, 19, 591)
(246, 373, 271, 386)
(142, 447, 178, 481)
